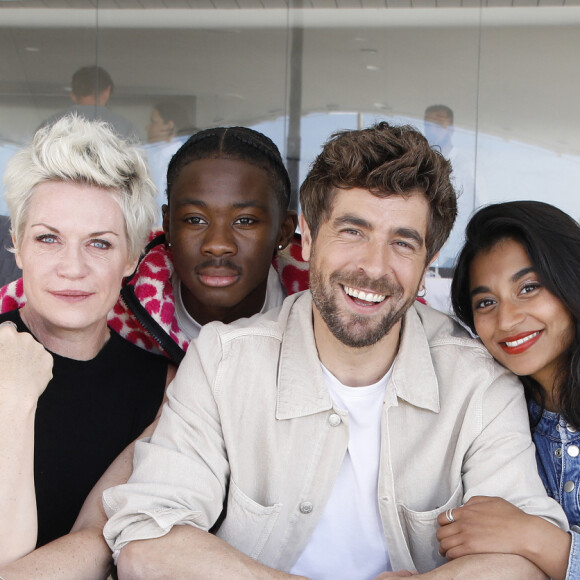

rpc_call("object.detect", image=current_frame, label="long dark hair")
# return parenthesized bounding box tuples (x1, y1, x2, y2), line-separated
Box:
(451, 201, 580, 428)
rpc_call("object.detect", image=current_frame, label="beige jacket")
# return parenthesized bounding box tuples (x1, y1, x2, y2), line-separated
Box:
(104, 291, 567, 573)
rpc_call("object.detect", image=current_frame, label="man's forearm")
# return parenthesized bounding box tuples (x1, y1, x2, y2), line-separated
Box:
(0, 526, 112, 580)
(416, 554, 548, 580)
(117, 525, 309, 580)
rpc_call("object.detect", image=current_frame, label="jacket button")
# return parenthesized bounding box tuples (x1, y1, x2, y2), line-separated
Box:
(564, 481, 575, 493)
(568, 445, 580, 458)
(571, 525, 580, 533)
(299, 501, 313, 514)
(567, 424, 578, 433)
(555, 448, 563, 458)
(328, 413, 342, 427)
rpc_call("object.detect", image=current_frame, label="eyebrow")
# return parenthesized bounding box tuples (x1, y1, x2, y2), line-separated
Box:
(176, 199, 269, 211)
(470, 266, 536, 297)
(333, 215, 424, 246)
(30, 223, 120, 237)
(334, 215, 371, 229)
(511, 266, 535, 282)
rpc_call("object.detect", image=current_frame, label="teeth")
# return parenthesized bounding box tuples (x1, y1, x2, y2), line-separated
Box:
(343, 285, 386, 303)
(504, 331, 540, 348)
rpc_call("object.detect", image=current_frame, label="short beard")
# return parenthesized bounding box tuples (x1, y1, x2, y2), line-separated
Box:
(310, 268, 417, 349)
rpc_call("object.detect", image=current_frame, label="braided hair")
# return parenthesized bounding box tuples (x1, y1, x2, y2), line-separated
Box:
(166, 127, 290, 211)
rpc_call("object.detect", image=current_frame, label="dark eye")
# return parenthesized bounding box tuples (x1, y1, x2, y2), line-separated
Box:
(234, 217, 257, 226)
(473, 297, 496, 310)
(185, 216, 207, 225)
(521, 283, 540, 295)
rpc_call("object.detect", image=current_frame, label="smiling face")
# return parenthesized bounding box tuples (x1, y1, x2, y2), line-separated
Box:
(163, 157, 294, 326)
(470, 238, 575, 391)
(301, 188, 430, 350)
(15, 181, 136, 341)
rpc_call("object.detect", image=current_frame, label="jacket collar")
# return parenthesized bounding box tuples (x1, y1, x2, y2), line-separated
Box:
(391, 305, 440, 413)
(276, 293, 333, 420)
(275, 295, 440, 420)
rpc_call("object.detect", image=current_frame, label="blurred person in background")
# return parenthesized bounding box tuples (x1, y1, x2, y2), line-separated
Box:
(40, 65, 140, 142)
(424, 104, 476, 270)
(144, 101, 196, 213)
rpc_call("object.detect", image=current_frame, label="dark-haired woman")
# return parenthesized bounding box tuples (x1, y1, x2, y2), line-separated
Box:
(441, 200, 580, 580)
(1, 126, 309, 364)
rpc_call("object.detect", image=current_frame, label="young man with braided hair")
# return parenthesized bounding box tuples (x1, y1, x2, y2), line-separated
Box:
(105, 122, 566, 579)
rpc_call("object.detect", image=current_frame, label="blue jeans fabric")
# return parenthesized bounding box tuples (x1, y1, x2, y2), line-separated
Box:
(529, 399, 580, 579)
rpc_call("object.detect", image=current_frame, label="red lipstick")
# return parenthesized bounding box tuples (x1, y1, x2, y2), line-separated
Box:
(499, 330, 542, 355)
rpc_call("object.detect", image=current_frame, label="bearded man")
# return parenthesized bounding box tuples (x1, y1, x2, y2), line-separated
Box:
(104, 122, 567, 580)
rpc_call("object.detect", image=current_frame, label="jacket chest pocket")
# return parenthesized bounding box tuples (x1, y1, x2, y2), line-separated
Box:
(216, 477, 282, 560)
(397, 479, 463, 573)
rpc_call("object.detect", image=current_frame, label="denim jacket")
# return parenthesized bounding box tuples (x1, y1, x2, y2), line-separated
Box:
(530, 399, 580, 580)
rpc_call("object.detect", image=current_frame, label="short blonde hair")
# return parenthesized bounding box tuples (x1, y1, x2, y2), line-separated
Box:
(4, 114, 156, 261)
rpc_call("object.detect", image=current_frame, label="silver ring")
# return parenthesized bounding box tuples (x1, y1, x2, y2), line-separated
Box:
(0, 321, 17, 330)
(445, 508, 456, 523)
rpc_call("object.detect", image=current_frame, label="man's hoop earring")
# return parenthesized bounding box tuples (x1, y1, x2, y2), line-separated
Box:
(417, 287, 426, 298)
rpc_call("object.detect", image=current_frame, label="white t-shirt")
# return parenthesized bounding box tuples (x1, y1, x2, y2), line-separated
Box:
(290, 363, 393, 580)
(173, 265, 286, 341)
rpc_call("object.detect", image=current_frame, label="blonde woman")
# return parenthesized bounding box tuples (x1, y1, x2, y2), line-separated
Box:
(0, 116, 174, 578)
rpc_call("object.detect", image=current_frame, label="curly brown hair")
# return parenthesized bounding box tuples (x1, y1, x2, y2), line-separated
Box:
(299, 122, 457, 262)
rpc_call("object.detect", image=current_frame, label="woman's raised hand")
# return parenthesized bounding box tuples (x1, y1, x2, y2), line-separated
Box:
(0, 321, 53, 403)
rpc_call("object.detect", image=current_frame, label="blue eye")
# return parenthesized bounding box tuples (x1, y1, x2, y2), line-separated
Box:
(36, 234, 58, 244)
(90, 239, 112, 250)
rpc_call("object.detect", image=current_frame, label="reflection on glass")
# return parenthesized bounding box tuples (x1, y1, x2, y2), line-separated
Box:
(143, 102, 197, 220)
(40, 66, 140, 142)
(1, 3, 580, 271)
